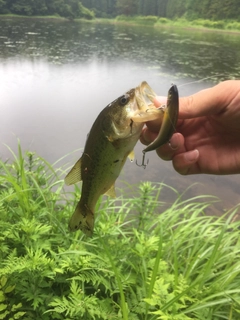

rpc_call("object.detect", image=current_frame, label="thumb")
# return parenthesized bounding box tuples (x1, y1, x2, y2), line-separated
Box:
(179, 81, 235, 119)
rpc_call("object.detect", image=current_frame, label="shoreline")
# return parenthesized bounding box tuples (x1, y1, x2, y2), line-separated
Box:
(95, 18, 240, 35)
(1, 14, 240, 35)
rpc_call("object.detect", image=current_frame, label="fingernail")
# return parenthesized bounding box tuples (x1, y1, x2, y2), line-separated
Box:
(184, 149, 199, 162)
(169, 134, 180, 150)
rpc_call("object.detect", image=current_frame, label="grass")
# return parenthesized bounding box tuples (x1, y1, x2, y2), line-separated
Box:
(105, 15, 240, 33)
(0, 13, 67, 20)
(2, 13, 240, 33)
(0, 142, 240, 319)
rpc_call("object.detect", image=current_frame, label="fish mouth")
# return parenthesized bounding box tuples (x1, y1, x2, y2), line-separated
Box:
(134, 81, 157, 111)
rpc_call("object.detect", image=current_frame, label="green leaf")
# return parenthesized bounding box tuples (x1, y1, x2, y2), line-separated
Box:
(0, 310, 10, 320)
(4, 285, 15, 294)
(0, 303, 7, 311)
(13, 311, 26, 319)
(0, 292, 5, 303)
(12, 303, 22, 311)
(0, 277, 7, 288)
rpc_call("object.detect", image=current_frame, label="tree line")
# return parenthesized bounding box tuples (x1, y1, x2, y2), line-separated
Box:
(0, 0, 95, 19)
(0, 0, 239, 21)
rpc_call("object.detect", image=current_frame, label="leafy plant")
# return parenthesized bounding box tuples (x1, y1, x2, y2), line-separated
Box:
(1, 144, 240, 319)
(0, 276, 25, 320)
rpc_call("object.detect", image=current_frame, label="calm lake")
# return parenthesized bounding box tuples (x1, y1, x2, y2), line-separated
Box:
(1, 17, 240, 213)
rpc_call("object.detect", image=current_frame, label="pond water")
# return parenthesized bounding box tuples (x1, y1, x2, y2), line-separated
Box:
(1, 18, 240, 213)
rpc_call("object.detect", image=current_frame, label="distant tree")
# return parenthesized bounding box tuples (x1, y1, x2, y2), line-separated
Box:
(0, 0, 7, 13)
(2, 0, 94, 18)
(138, 0, 144, 15)
(166, 0, 186, 18)
(116, 0, 138, 15)
(33, 0, 48, 15)
(157, 0, 168, 17)
(107, 0, 117, 16)
(2, 0, 240, 21)
(142, 0, 158, 16)
(10, 0, 35, 16)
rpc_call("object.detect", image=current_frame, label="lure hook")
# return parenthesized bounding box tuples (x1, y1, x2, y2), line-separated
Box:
(136, 152, 149, 169)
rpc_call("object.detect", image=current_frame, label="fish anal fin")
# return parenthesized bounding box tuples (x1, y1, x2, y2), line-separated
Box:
(65, 158, 82, 186)
(105, 184, 116, 198)
(128, 150, 135, 162)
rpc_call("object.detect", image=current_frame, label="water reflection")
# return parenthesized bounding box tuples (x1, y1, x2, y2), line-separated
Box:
(1, 18, 240, 80)
(0, 18, 240, 213)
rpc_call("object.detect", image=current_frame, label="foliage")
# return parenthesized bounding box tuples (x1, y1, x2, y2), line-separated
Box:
(225, 20, 240, 30)
(1, 144, 240, 319)
(114, 15, 240, 32)
(0, 276, 26, 320)
(0, 0, 95, 19)
(1, 0, 240, 21)
(82, 0, 240, 21)
(116, 14, 158, 25)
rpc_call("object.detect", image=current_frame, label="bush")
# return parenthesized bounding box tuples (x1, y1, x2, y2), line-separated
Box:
(115, 14, 131, 21)
(157, 17, 169, 24)
(226, 21, 240, 30)
(191, 19, 225, 29)
(116, 15, 158, 25)
(211, 20, 224, 29)
(136, 15, 158, 23)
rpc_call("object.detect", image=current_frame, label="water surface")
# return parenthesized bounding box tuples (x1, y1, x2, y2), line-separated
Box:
(1, 18, 240, 213)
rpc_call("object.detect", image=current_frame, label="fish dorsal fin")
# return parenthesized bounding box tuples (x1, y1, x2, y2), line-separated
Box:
(128, 150, 135, 162)
(105, 184, 116, 198)
(65, 158, 82, 186)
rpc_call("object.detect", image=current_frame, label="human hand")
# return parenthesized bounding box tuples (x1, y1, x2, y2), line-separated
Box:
(140, 80, 240, 175)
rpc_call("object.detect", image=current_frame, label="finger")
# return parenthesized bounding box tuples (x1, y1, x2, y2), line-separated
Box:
(179, 81, 237, 119)
(153, 96, 167, 108)
(172, 149, 200, 175)
(156, 133, 185, 160)
(153, 88, 221, 120)
(140, 127, 157, 146)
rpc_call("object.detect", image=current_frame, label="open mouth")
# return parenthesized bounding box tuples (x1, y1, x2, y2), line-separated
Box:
(135, 81, 157, 111)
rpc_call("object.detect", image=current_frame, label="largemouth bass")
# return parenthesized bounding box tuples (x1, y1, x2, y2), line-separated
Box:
(65, 81, 178, 236)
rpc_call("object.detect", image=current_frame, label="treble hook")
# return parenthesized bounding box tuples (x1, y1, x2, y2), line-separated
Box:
(136, 151, 149, 169)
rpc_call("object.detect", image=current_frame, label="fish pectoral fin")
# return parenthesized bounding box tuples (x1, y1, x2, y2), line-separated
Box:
(105, 184, 116, 198)
(128, 149, 135, 162)
(64, 158, 82, 186)
(131, 108, 164, 123)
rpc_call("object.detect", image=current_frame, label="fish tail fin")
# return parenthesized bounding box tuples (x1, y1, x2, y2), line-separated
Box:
(68, 203, 94, 237)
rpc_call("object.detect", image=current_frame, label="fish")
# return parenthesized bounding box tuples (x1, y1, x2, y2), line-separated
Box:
(65, 81, 179, 236)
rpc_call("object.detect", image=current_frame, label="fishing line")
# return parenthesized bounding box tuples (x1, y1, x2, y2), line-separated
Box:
(176, 73, 224, 88)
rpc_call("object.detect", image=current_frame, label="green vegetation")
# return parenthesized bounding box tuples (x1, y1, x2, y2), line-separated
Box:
(156, 17, 240, 31)
(1, 0, 240, 32)
(81, 0, 240, 21)
(1, 142, 240, 319)
(0, 0, 95, 20)
(114, 15, 240, 31)
(1, 0, 240, 24)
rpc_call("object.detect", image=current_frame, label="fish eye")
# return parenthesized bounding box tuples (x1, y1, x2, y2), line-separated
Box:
(119, 94, 129, 106)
